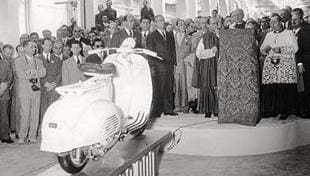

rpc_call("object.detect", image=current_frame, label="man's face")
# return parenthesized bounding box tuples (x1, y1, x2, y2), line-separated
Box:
(291, 14, 303, 29)
(209, 18, 218, 32)
(107, 0, 112, 7)
(20, 34, 29, 44)
(212, 10, 218, 17)
(270, 16, 282, 31)
(155, 16, 165, 30)
(177, 21, 186, 32)
(43, 31, 52, 39)
(279, 10, 289, 22)
(3, 48, 14, 58)
(16, 45, 24, 56)
(261, 18, 270, 29)
(63, 46, 71, 57)
(143, 0, 148, 6)
(232, 10, 244, 23)
(60, 26, 69, 37)
(200, 17, 208, 30)
(52, 42, 63, 55)
(94, 41, 104, 49)
(42, 39, 52, 53)
(71, 43, 81, 56)
(73, 27, 81, 38)
(30, 34, 39, 42)
(89, 32, 97, 41)
(24, 42, 37, 56)
(98, 4, 104, 12)
(126, 15, 135, 29)
(140, 19, 151, 31)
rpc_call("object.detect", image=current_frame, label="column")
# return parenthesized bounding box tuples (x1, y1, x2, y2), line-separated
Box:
(201, 0, 210, 16)
(151, 0, 165, 16)
(186, 0, 197, 18)
(176, 0, 186, 19)
(219, 0, 228, 17)
(80, 0, 94, 29)
(0, 0, 21, 46)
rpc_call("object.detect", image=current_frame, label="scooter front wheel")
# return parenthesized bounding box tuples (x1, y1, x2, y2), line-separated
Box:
(57, 148, 89, 174)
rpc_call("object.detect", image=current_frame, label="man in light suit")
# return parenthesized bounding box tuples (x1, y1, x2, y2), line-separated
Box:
(147, 15, 178, 118)
(15, 40, 46, 144)
(39, 38, 62, 134)
(109, 14, 142, 48)
(174, 19, 191, 113)
(62, 41, 86, 85)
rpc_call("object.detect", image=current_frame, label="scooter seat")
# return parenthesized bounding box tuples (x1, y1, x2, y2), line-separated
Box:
(79, 63, 116, 75)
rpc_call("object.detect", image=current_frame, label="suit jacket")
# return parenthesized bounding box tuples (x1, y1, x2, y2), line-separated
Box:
(86, 49, 117, 64)
(108, 29, 142, 48)
(39, 54, 62, 89)
(141, 31, 150, 48)
(146, 30, 176, 72)
(102, 8, 117, 21)
(14, 56, 46, 95)
(62, 56, 86, 85)
(95, 12, 103, 29)
(174, 33, 191, 73)
(0, 59, 13, 100)
(296, 23, 310, 65)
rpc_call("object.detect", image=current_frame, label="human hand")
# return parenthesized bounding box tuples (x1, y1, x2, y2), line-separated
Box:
(298, 65, 305, 74)
(264, 45, 272, 53)
(211, 46, 218, 53)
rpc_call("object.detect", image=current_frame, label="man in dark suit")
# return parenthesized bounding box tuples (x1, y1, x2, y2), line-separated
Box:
(293, 9, 310, 118)
(95, 4, 104, 30)
(102, 0, 117, 22)
(140, 0, 154, 21)
(0, 50, 14, 143)
(86, 38, 106, 64)
(109, 14, 142, 48)
(147, 15, 178, 118)
(39, 38, 62, 134)
(280, 8, 292, 30)
(67, 26, 90, 47)
(140, 16, 151, 48)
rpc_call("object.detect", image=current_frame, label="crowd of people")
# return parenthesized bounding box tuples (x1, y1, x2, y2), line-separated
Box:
(1, 0, 310, 144)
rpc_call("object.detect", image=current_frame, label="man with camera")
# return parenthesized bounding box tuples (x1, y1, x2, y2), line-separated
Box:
(14, 40, 46, 144)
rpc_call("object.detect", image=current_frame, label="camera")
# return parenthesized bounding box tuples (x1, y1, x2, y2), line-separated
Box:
(29, 78, 40, 91)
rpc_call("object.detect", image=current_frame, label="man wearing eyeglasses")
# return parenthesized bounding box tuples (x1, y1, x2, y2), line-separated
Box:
(67, 26, 90, 47)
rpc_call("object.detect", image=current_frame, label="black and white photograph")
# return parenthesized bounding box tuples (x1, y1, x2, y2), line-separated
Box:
(1, 0, 310, 175)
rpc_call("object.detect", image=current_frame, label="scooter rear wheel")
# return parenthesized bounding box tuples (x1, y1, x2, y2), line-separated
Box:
(57, 148, 89, 174)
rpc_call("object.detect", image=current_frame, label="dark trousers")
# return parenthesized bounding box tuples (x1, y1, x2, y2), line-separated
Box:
(39, 89, 59, 133)
(0, 100, 10, 140)
(150, 70, 174, 118)
(303, 69, 310, 113)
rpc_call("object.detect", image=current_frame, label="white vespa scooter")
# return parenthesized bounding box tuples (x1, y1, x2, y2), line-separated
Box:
(40, 38, 159, 174)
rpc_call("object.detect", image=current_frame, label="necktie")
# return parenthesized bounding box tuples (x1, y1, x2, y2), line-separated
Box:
(162, 32, 166, 40)
(129, 30, 133, 37)
(77, 57, 80, 64)
(46, 54, 50, 63)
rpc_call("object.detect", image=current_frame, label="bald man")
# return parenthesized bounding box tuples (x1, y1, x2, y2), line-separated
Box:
(230, 9, 246, 29)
